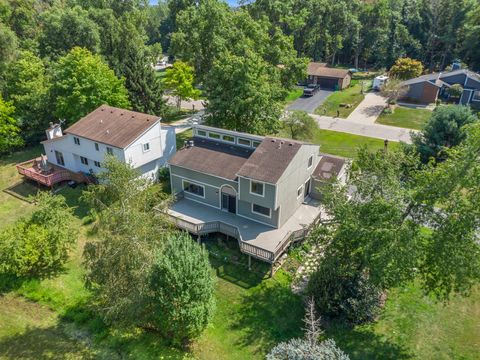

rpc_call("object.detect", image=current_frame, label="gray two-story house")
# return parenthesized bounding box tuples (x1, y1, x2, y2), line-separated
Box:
(167, 125, 347, 268)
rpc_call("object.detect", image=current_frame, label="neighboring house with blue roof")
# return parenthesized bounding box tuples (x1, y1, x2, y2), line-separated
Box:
(402, 68, 480, 105)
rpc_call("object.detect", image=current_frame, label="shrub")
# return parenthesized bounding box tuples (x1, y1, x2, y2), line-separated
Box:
(382, 107, 393, 115)
(149, 232, 216, 347)
(306, 258, 382, 324)
(447, 84, 463, 98)
(267, 338, 350, 360)
(0, 192, 77, 277)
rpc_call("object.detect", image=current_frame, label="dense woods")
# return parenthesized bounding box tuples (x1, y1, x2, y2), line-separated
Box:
(1, 0, 480, 147)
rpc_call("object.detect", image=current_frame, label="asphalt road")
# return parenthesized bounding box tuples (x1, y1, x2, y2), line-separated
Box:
(287, 89, 333, 113)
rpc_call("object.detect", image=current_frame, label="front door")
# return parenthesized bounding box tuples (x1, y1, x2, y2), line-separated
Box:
(304, 179, 311, 199)
(222, 193, 236, 214)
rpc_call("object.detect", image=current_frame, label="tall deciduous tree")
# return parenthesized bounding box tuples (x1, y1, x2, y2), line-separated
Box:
(4, 51, 51, 142)
(164, 60, 200, 109)
(282, 111, 317, 141)
(39, 5, 101, 59)
(0, 97, 23, 153)
(149, 231, 216, 346)
(51, 47, 130, 124)
(82, 155, 170, 327)
(205, 49, 283, 135)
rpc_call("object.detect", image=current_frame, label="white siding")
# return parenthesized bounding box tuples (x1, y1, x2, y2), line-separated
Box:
(42, 123, 176, 180)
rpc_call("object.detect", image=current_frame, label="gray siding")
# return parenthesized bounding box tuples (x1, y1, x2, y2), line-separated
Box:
(441, 73, 467, 86)
(405, 82, 424, 99)
(465, 77, 480, 90)
(238, 177, 276, 209)
(170, 165, 237, 208)
(237, 199, 278, 227)
(276, 144, 320, 227)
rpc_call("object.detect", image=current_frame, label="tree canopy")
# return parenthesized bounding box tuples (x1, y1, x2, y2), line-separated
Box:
(51, 47, 130, 124)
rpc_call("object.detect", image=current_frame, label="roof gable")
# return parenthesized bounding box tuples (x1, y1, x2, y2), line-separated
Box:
(64, 105, 160, 149)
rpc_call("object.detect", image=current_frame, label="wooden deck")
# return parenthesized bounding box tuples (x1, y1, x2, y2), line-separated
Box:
(16, 158, 94, 187)
(166, 192, 323, 265)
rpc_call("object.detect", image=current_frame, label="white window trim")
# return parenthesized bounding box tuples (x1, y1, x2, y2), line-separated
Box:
(251, 203, 271, 218)
(143, 142, 151, 152)
(222, 134, 235, 143)
(94, 143, 99, 151)
(106, 147, 113, 155)
(307, 155, 314, 169)
(74, 137, 80, 145)
(208, 132, 221, 140)
(94, 161, 101, 168)
(297, 185, 304, 199)
(182, 179, 205, 199)
(197, 130, 207, 137)
(473, 90, 480, 102)
(237, 138, 251, 147)
(250, 180, 265, 197)
(80, 156, 88, 165)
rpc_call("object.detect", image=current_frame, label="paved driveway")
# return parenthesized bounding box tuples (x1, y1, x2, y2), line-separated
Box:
(310, 114, 417, 143)
(287, 89, 332, 113)
(346, 92, 387, 124)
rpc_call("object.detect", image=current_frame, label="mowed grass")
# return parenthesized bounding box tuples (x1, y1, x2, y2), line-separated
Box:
(376, 106, 432, 130)
(284, 87, 304, 105)
(315, 80, 372, 118)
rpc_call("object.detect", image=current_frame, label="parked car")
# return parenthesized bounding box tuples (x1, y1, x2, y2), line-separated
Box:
(303, 84, 320, 97)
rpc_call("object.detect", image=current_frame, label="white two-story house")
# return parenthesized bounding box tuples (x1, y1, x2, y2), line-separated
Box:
(41, 105, 176, 180)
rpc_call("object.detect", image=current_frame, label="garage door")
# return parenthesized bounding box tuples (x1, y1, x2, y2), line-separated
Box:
(316, 77, 338, 90)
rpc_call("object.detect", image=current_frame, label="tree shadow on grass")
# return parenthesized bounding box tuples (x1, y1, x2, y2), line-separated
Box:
(0, 323, 96, 360)
(325, 323, 412, 360)
(230, 279, 304, 355)
(209, 256, 266, 289)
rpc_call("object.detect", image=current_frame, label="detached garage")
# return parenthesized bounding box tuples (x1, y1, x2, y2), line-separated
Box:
(307, 62, 352, 90)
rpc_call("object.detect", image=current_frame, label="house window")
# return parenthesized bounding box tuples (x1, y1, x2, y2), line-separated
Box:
(238, 138, 251, 147)
(197, 130, 207, 137)
(95, 143, 99, 151)
(297, 185, 303, 198)
(473, 90, 480, 101)
(223, 135, 235, 143)
(183, 180, 205, 197)
(55, 151, 65, 166)
(143, 143, 150, 152)
(250, 181, 264, 196)
(80, 156, 88, 165)
(307, 155, 313, 169)
(208, 132, 221, 139)
(74, 137, 80, 145)
(94, 160, 101, 168)
(106, 147, 113, 155)
(252, 204, 271, 218)
(252, 141, 261, 148)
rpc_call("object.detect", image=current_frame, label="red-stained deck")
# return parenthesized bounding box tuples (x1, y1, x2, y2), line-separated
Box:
(16, 158, 94, 187)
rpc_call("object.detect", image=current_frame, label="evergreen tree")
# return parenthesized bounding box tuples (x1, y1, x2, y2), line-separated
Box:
(122, 45, 165, 115)
(149, 232, 216, 346)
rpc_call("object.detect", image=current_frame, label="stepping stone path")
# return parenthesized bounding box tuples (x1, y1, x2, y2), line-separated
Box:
(291, 244, 324, 295)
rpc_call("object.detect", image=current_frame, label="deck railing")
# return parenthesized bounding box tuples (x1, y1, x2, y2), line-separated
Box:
(167, 192, 322, 264)
(16, 158, 95, 187)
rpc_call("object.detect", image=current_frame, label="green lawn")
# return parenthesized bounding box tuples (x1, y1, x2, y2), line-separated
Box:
(315, 80, 372, 118)
(1, 145, 479, 360)
(376, 106, 432, 130)
(284, 87, 304, 105)
(277, 127, 400, 158)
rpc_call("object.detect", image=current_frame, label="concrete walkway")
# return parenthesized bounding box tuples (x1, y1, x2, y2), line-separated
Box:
(346, 92, 387, 124)
(169, 110, 205, 134)
(164, 95, 206, 111)
(310, 114, 417, 143)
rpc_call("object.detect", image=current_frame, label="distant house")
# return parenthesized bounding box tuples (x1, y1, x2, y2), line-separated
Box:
(17, 105, 176, 187)
(166, 125, 348, 268)
(402, 68, 480, 105)
(306, 62, 352, 90)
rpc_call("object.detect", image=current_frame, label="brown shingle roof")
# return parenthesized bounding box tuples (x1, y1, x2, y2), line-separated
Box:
(312, 154, 346, 181)
(169, 137, 254, 180)
(307, 62, 351, 79)
(64, 105, 159, 148)
(237, 138, 303, 184)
